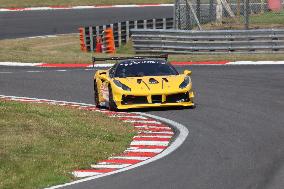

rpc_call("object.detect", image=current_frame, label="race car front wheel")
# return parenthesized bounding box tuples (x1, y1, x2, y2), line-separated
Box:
(108, 85, 117, 111)
(94, 81, 100, 108)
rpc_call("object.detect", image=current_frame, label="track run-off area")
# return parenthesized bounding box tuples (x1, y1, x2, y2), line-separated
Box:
(0, 65, 283, 189)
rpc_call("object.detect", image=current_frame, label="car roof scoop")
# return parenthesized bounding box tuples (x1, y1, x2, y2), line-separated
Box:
(149, 78, 159, 84)
(137, 79, 142, 84)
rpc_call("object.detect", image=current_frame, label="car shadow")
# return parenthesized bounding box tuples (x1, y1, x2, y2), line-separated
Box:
(119, 105, 196, 113)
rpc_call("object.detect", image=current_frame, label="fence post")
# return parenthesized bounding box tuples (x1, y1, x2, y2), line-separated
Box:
(96, 26, 100, 38)
(163, 18, 167, 29)
(216, 0, 223, 25)
(126, 21, 130, 42)
(101, 26, 106, 53)
(118, 22, 122, 47)
(196, 0, 201, 22)
(134, 20, 138, 29)
(143, 20, 147, 29)
(244, 0, 250, 29)
(261, 0, 265, 13)
(153, 19, 156, 29)
(209, 0, 214, 21)
(89, 26, 94, 51)
(237, 0, 241, 16)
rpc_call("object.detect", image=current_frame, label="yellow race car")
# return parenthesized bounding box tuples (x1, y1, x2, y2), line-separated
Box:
(93, 55, 195, 111)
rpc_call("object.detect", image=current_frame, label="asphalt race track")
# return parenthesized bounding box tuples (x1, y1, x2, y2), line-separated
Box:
(0, 7, 172, 39)
(1, 5, 284, 189)
(0, 65, 283, 189)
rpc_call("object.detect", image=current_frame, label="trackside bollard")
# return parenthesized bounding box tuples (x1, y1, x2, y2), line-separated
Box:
(79, 27, 87, 52)
(96, 36, 102, 53)
(102, 28, 116, 54)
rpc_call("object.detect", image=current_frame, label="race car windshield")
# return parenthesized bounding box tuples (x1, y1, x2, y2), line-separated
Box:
(114, 60, 178, 78)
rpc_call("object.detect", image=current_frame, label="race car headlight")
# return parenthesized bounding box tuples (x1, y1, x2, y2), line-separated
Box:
(113, 80, 131, 91)
(179, 76, 191, 89)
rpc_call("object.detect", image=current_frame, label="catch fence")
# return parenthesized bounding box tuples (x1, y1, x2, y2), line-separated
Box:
(174, 0, 284, 30)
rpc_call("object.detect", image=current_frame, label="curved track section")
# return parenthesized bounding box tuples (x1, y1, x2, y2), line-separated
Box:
(0, 65, 283, 189)
(0, 7, 172, 39)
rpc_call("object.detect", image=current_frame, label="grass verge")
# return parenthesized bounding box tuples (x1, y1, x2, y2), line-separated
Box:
(0, 100, 135, 189)
(0, 34, 284, 63)
(202, 10, 284, 30)
(0, 0, 172, 8)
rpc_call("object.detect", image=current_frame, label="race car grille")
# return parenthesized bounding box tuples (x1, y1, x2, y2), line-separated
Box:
(166, 92, 189, 103)
(152, 95, 162, 103)
(122, 95, 148, 105)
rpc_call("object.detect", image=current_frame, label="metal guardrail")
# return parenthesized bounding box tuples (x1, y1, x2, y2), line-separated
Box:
(131, 29, 284, 53)
(81, 18, 174, 52)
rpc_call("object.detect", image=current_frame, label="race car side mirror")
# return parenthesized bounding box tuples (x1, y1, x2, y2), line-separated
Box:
(183, 70, 192, 76)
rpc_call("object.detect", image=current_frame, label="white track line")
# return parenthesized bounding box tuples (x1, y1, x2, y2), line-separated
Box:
(124, 120, 161, 124)
(91, 164, 131, 169)
(125, 148, 164, 153)
(134, 125, 171, 129)
(0, 72, 13, 74)
(134, 135, 172, 138)
(110, 156, 150, 161)
(111, 115, 147, 119)
(226, 61, 284, 65)
(0, 4, 173, 12)
(138, 131, 174, 135)
(26, 70, 44, 73)
(0, 62, 42, 66)
(130, 141, 169, 146)
(72, 172, 102, 178)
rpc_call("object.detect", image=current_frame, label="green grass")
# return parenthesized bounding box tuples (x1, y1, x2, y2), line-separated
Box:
(0, 34, 284, 63)
(0, 100, 135, 189)
(203, 10, 284, 30)
(250, 10, 284, 25)
(0, 35, 91, 63)
(0, 0, 172, 8)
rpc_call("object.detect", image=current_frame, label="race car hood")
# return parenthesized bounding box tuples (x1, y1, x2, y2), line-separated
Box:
(114, 75, 188, 93)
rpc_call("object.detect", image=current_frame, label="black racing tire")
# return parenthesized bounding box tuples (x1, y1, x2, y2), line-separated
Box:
(188, 103, 196, 109)
(94, 81, 100, 108)
(108, 85, 117, 111)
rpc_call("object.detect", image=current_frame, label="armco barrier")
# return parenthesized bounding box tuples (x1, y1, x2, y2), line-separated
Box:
(80, 18, 173, 52)
(131, 29, 284, 54)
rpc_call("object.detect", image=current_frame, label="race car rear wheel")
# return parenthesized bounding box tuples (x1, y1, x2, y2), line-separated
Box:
(108, 85, 117, 111)
(94, 81, 100, 108)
